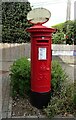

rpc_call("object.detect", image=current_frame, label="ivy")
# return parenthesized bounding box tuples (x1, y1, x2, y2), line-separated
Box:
(2, 2, 32, 43)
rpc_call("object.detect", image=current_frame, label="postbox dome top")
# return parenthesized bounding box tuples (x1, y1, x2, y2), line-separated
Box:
(27, 8, 51, 24)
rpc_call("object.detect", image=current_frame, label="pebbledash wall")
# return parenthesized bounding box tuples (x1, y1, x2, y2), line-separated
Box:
(52, 44, 76, 64)
(0, 43, 76, 71)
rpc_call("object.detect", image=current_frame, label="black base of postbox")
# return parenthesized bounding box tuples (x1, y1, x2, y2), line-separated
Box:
(30, 90, 51, 109)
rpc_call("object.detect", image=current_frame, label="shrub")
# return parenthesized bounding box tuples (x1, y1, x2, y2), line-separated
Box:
(10, 59, 67, 99)
(2, 2, 32, 43)
(74, 81, 76, 106)
(52, 22, 64, 31)
(52, 20, 76, 45)
(10, 58, 75, 117)
(10, 57, 31, 98)
(51, 60, 67, 95)
(44, 83, 75, 118)
(44, 61, 75, 118)
(52, 31, 65, 44)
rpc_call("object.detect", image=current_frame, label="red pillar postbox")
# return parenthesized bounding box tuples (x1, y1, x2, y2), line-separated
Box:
(26, 8, 55, 108)
(27, 24, 54, 108)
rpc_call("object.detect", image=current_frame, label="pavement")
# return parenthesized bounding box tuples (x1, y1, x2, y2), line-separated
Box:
(0, 56, 75, 119)
(52, 56, 75, 83)
(0, 72, 2, 119)
(0, 71, 11, 120)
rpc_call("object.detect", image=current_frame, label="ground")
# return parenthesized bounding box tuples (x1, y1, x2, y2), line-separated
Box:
(11, 94, 75, 118)
(11, 89, 75, 118)
(12, 95, 46, 117)
(11, 56, 76, 118)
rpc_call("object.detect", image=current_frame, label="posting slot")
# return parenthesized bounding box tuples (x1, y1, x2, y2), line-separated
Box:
(37, 40, 49, 43)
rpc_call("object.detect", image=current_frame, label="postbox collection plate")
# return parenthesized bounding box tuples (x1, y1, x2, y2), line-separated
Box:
(27, 8, 51, 24)
(38, 47, 47, 60)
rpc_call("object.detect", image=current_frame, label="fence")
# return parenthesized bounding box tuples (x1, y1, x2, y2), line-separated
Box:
(0, 43, 30, 71)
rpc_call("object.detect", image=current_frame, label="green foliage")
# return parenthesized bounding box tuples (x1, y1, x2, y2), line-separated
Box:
(63, 20, 74, 34)
(10, 59, 67, 99)
(10, 58, 75, 117)
(51, 60, 67, 95)
(74, 81, 76, 106)
(63, 21, 74, 45)
(73, 20, 76, 44)
(2, 2, 32, 43)
(10, 57, 31, 98)
(44, 83, 75, 118)
(52, 20, 76, 44)
(52, 31, 65, 44)
(44, 60, 75, 118)
(52, 22, 64, 31)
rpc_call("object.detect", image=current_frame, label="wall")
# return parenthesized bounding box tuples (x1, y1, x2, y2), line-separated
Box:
(1, 43, 31, 71)
(74, 1, 76, 20)
(52, 44, 76, 64)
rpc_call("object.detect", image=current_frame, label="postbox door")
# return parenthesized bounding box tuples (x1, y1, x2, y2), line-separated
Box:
(31, 38, 52, 93)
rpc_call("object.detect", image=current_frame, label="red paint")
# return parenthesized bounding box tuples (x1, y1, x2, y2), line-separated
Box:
(66, 35, 69, 39)
(27, 24, 54, 93)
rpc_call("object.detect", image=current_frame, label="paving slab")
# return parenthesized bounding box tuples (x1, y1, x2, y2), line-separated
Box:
(53, 56, 75, 83)
(0, 71, 11, 119)
(0, 74, 2, 120)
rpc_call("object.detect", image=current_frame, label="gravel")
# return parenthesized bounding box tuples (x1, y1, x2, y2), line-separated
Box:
(11, 94, 75, 118)
(11, 95, 47, 118)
